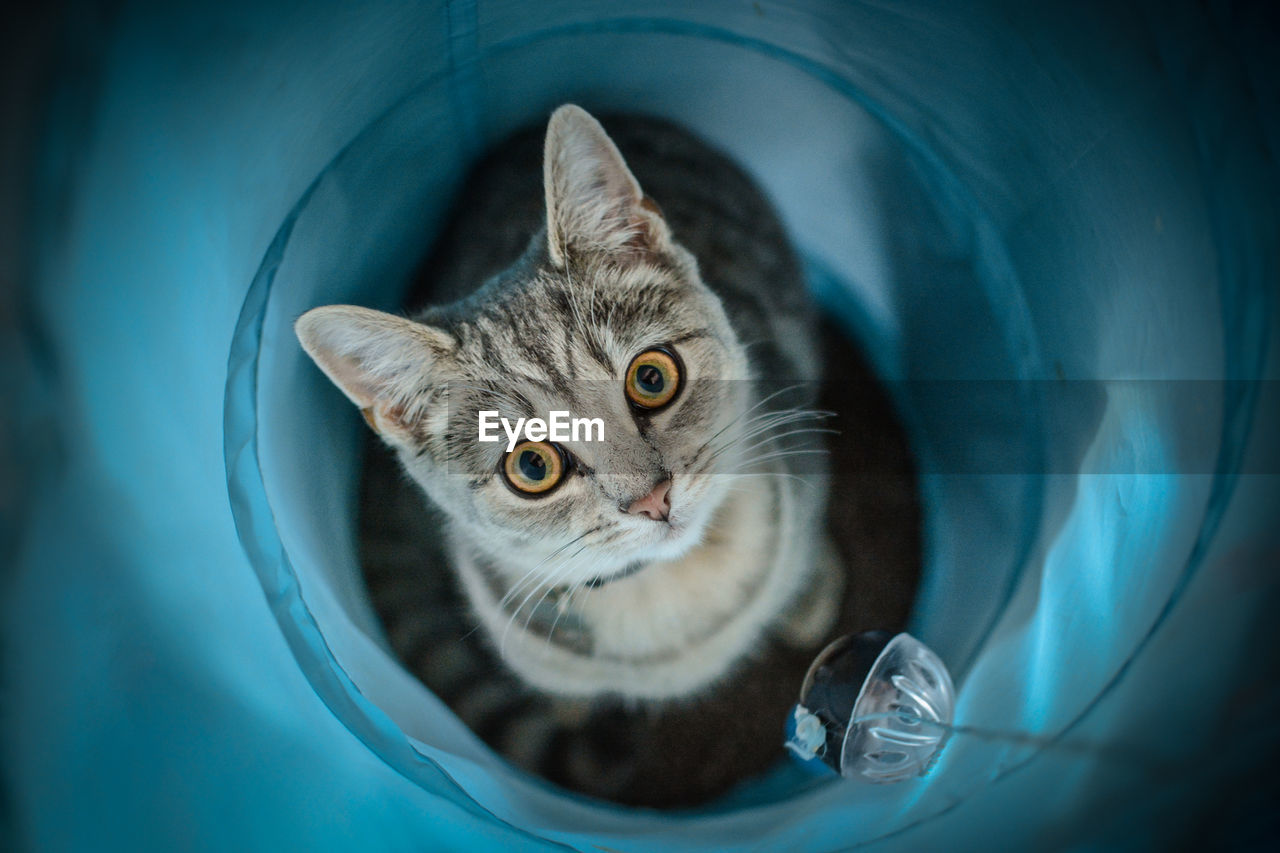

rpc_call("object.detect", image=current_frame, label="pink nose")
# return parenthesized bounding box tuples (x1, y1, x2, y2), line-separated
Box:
(626, 479, 672, 521)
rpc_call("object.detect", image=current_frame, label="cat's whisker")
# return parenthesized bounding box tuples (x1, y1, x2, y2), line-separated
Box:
(504, 544, 587, 613)
(517, 540, 591, 622)
(700, 384, 809, 450)
(706, 423, 838, 466)
(518, 543, 593, 641)
(543, 577, 588, 648)
(730, 405, 832, 428)
(735, 403, 831, 428)
(713, 421, 837, 457)
(497, 574, 552, 643)
(497, 559, 555, 610)
(728, 448, 829, 473)
(718, 426, 840, 460)
(572, 579, 596, 613)
(723, 470, 820, 489)
(704, 408, 834, 458)
(497, 530, 595, 611)
(498, 530, 602, 653)
(715, 473, 815, 496)
(718, 408, 836, 446)
(696, 393, 801, 459)
(739, 404, 835, 426)
(457, 615, 490, 644)
(503, 572, 563, 656)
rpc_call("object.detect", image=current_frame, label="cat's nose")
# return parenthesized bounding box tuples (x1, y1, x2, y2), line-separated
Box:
(625, 478, 672, 521)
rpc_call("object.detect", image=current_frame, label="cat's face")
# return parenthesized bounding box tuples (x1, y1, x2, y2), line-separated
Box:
(297, 105, 752, 588)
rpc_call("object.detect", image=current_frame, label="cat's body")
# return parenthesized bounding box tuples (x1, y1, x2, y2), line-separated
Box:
(297, 107, 924, 805)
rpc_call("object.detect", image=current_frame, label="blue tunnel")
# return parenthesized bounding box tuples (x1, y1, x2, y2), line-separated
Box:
(7, 1, 1280, 849)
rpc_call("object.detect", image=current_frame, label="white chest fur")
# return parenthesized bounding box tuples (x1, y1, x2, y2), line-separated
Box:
(454, 476, 829, 701)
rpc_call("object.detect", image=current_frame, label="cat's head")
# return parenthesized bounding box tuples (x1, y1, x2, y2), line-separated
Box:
(297, 105, 752, 586)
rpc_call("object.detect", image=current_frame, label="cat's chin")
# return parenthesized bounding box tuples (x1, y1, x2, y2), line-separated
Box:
(635, 520, 702, 563)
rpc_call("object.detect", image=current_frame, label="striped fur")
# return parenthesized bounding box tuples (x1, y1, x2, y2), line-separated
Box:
(300, 106, 848, 801)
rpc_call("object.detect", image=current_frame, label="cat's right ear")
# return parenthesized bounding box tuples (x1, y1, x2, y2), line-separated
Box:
(295, 305, 455, 436)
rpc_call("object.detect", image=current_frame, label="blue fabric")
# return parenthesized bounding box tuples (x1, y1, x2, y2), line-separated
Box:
(9, 1, 1279, 850)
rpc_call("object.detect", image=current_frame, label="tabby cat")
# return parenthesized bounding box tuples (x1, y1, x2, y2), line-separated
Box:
(296, 106, 918, 805)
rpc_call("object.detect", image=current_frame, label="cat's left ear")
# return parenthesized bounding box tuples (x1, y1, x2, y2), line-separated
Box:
(543, 104, 671, 267)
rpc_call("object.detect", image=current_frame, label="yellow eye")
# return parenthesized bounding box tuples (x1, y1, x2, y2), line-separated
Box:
(625, 347, 682, 410)
(502, 441, 566, 495)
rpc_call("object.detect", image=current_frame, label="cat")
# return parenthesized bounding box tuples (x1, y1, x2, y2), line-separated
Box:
(292, 105, 926, 806)
(297, 104, 842, 699)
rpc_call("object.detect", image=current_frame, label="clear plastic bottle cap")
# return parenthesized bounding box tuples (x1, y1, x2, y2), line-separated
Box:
(785, 631, 955, 783)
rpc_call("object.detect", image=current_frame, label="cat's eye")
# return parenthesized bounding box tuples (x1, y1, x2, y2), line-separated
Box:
(625, 347, 682, 410)
(502, 441, 567, 495)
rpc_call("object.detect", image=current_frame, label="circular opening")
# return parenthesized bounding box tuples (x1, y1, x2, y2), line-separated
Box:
(223, 14, 1256, 847)
(229, 29, 1039, 831)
